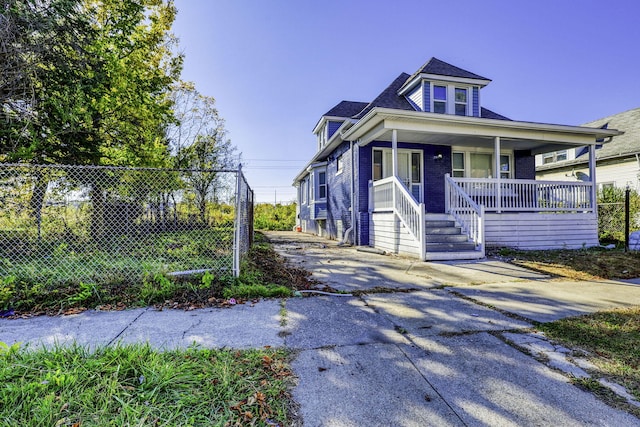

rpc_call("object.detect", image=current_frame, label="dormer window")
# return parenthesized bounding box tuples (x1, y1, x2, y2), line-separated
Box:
(430, 83, 472, 116)
(433, 85, 447, 114)
(455, 88, 467, 116)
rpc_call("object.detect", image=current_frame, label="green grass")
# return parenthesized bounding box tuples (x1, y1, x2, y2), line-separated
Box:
(539, 307, 640, 414)
(0, 343, 294, 426)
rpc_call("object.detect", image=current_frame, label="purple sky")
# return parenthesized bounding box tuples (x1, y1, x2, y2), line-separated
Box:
(172, 0, 640, 203)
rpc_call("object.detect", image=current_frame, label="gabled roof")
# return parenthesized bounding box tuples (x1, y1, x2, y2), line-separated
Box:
(414, 57, 490, 81)
(399, 57, 491, 95)
(353, 73, 415, 119)
(323, 101, 369, 118)
(576, 107, 640, 160)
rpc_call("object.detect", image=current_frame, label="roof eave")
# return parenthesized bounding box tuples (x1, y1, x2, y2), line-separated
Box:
(398, 74, 492, 96)
(342, 107, 623, 144)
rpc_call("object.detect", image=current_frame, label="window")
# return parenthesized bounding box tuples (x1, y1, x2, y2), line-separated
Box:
(452, 152, 465, 177)
(301, 179, 307, 204)
(455, 88, 467, 116)
(500, 155, 511, 179)
(318, 171, 326, 199)
(336, 155, 344, 174)
(543, 150, 568, 164)
(433, 85, 447, 114)
(452, 150, 512, 179)
(373, 150, 383, 181)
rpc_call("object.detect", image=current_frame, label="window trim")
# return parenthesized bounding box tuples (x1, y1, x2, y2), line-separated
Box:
(430, 82, 472, 116)
(317, 171, 327, 201)
(451, 147, 513, 179)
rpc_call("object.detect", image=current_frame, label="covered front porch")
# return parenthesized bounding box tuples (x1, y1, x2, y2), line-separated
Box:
(341, 108, 621, 261)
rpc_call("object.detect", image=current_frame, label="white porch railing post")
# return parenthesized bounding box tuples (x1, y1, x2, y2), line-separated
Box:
(368, 180, 373, 212)
(444, 173, 451, 213)
(494, 136, 502, 213)
(589, 144, 598, 218)
(419, 202, 426, 261)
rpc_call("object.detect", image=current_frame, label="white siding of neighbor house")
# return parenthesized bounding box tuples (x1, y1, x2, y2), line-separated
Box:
(484, 212, 599, 249)
(538, 159, 640, 192)
(370, 212, 420, 257)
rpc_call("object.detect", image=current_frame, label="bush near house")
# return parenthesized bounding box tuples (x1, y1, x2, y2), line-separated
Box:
(254, 203, 296, 231)
(598, 187, 640, 244)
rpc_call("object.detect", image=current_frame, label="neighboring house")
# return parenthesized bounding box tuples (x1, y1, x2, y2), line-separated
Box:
(293, 57, 621, 260)
(536, 107, 639, 191)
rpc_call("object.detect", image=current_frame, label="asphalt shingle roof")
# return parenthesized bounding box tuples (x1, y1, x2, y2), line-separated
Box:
(323, 101, 369, 118)
(353, 73, 415, 119)
(578, 107, 640, 160)
(481, 107, 511, 121)
(400, 57, 490, 93)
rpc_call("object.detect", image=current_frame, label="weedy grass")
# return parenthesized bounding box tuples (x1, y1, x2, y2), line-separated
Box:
(493, 247, 640, 280)
(2, 232, 313, 315)
(539, 306, 640, 414)
(0, 343, 293, 426)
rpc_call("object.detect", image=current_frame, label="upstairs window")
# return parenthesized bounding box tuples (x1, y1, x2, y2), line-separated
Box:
(543, 150, 568, 164)
(455, 88, 467, 116)
(433, 85, 447, 114)
(336, 154, 344, 174)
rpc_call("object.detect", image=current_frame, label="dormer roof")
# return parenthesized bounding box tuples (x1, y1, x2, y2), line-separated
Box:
(398, 57, 492, 95)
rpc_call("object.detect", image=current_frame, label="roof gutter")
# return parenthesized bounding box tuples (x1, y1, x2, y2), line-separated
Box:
(292, 120, 356, 184)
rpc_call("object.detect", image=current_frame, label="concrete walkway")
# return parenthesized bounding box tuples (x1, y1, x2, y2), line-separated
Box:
(2, 231, 640, 426)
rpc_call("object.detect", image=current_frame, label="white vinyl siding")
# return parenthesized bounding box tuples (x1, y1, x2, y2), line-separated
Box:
(484, 212, 599, 249)
(370, 212, 421, 257)
(537, 158, 640, 192)
(408, 84, 424, 111)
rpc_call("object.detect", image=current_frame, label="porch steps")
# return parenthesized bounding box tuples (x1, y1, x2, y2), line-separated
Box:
(424, 213, 484, 261)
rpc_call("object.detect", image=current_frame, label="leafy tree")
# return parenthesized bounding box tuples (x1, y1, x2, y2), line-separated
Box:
(167, 83, 239, 224)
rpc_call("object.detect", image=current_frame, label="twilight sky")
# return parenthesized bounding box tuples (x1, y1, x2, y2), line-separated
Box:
(172, 0, 640, 203)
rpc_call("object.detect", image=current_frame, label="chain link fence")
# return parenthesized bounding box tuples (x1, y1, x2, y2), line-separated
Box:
(0, 164, 253, 290)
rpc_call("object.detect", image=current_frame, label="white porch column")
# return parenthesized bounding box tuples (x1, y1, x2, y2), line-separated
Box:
(392, 129, 398, 209)
(589, 144, 597, 215)
(494, 136, 502, 213)
(392, 129, 398, 178)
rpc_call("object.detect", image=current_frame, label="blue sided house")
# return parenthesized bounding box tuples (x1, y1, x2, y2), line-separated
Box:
(293, 57, 621, 260)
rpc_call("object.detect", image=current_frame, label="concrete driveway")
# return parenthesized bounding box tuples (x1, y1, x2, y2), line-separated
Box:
(266, 231, 640, 426)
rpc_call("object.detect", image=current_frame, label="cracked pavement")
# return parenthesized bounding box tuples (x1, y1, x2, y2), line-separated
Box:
(2, 231, 640, 425)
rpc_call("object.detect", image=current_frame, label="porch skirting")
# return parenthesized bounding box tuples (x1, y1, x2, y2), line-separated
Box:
(369, 211, 599, 259)
(484, 212, 599, 250)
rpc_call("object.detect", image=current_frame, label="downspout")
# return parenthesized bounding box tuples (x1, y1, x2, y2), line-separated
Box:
(339, 140, 355, 245)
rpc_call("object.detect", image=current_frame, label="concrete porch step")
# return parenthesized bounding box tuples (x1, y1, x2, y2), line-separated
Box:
(425, 250, 485, 261)
(426, 234, 470, 243)
(425, 220, 455, 228)
(425, 226, 462, 235)
(426, 241, 477, 252)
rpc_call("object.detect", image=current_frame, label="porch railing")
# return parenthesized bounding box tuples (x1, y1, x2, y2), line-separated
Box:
(450, 177, 594, 213)
(445, 174, 485, 256)
(371, 176, 426, 260)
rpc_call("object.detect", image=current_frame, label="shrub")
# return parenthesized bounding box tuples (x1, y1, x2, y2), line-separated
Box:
(254, 203, 296, 231)
(598, 187, 640, 243)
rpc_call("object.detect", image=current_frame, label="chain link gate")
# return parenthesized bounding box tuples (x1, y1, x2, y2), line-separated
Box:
(0, 164, 254, 291)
